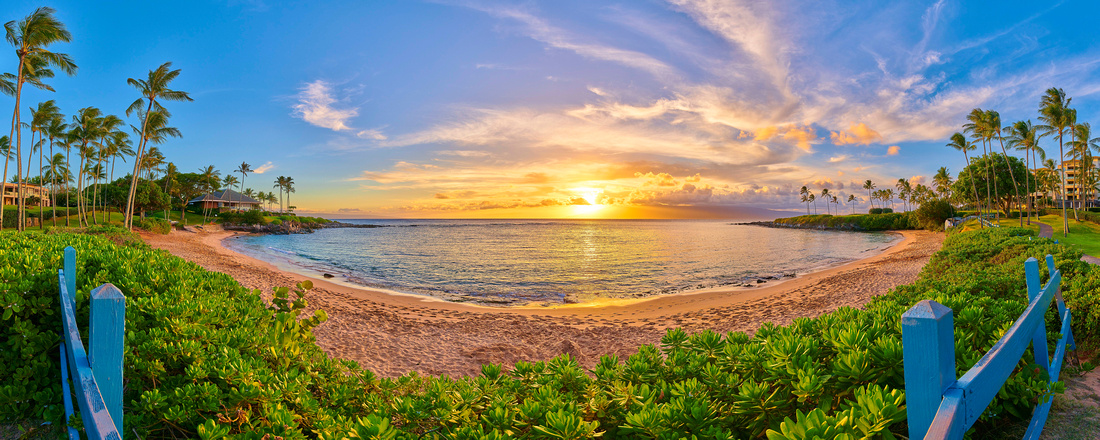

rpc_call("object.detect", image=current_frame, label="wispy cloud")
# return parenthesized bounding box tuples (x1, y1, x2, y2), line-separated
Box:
(291, 80, 358, 131)
(253, 161, 275, 174)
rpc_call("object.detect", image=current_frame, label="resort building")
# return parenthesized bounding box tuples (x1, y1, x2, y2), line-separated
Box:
(187, 189, 262, 211)
(1061, 158, 1100, 205)
(1, 183, 51, 207)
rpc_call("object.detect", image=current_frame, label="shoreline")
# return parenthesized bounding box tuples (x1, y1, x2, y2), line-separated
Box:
(141, 226, 942, 377)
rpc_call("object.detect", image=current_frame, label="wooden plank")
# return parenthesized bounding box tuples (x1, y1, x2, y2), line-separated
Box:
(1022, 310, 1072, 440)
(925, 388, 967, 440)
(64, 246, 76, 312)
(59, 343, 79, 440)
(902, 300, 956, 440)
(1024, 258, 1050, 371)
(954, 269, 1058, 427)
(90, 284, 125, 436)
(58, 273, 122, 440)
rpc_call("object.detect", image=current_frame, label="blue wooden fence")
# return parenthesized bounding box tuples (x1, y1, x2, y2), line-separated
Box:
(902, 254, 1075, 439)
(58, 246, 126, 440)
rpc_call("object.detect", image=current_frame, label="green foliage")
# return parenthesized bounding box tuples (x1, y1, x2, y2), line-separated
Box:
(868, 208, 895, 214)
(135, 217, 172, 234)
(951, 153, 1035, 216)
(773, 213, 917, 231)
(218, 209, 264, 225)
(269, 218, 282, 226)
(914, 199, 957, 231)
(1, 227, 1093, 438)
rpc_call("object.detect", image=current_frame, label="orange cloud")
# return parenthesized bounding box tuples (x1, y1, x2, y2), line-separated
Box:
(887, 145, 900, 155)
(635, 171, 679, 187)
(830, 123, 883, 145)
(781, 125, 817, 152)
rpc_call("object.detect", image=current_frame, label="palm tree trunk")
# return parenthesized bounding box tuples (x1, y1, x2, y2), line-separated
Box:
(10, 57, 26, 231)
(49, 139, 56, 227)
(1060, 131, 1068, 236)
(124, 100, 154, 229)
(37, 139, 43, 229)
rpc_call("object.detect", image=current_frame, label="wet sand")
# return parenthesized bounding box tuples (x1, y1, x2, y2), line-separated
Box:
(140, 226, 944, 377)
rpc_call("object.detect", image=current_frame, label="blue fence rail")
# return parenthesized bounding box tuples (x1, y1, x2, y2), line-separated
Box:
(58, 246, 126, 440)
(902, 254, 1074, 439)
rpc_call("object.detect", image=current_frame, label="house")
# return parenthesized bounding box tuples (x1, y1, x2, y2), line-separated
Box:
(2, 182, 51, 206)
(187, 189, 262, 211)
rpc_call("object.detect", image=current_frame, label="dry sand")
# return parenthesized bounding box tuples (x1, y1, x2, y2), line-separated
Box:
(140, 226, 944, 378)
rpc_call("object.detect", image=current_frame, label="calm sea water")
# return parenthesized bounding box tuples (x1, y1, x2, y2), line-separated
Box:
(224, 219, 900, 305)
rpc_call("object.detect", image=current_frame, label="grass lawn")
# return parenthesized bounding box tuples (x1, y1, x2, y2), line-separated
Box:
(961, 213, 1100, 257)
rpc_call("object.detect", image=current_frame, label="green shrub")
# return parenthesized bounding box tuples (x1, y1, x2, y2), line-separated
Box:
(914, 199, 957, 231)
(0, 228, 1092, 438)
(135, 217, 171, 235)
(773, 213, 916, 231)
(269, 218, 283, 226)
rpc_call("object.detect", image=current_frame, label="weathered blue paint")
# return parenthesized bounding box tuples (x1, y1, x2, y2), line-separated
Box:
(902, 300, 955, 440)
(1024, 259, 1050, 371)
(59, 343, 79, 440)
(904, 254, 1073, 440)
(90, 284, 126, 436)
(64, 246, 76, 311)
(58, 252, 125, 440)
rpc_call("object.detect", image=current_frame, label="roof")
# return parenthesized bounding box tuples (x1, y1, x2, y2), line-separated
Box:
(187, 189, 263, 205)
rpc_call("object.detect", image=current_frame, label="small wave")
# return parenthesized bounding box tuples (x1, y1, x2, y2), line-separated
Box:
(267, 246, 297, 255)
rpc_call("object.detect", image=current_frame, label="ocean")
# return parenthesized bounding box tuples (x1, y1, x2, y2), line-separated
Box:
(223, 219, 901, 305)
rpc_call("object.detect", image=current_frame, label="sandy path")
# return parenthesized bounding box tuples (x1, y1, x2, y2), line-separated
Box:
(140, 226, 943, 377)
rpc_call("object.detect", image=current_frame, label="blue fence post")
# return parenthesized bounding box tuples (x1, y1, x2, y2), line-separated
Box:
(64, 246, 76, 311)
(1024, 258, 1050, 371)
(902, 300, 956, 439)
(90, 284, 126, 436)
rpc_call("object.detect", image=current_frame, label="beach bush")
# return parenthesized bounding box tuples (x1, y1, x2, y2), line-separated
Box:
(270, 218, 283, 226)
(773, 213, 917, 231)
(1, 227, 1093, 439)
(913, 199, 956, 231)
(135, 217, 172, 234)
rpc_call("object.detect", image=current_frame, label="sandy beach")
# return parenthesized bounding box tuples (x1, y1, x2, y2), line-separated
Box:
(140, 226, 944, 377)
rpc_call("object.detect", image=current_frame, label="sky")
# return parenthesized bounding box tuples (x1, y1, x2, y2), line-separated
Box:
(3, 0, 1100, 219)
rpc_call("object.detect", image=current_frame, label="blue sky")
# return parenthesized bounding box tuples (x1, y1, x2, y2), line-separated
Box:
(3, 0, 1100, 218)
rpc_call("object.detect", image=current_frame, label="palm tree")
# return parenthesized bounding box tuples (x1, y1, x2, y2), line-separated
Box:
(5, 7, 77, 231)
(799, 186, 810, 214)
(222, 175, 239, 194)
(1038, 87, 1073, 235)
(274, 176, 287, 213)
(831, 195, 839, 214)
(808, 193, 816, 214)
(69, 107, 103, 226)
(266, 192, 278, 212)
(283, 176, 295, 212)
(140, 146, 166, 180)
(1007, 120, 1044, 223)
(964, 108, 997, 220)
(933, 167, 952, 200)
(198, 165, 220, 224)
(93, 115, 122, 223)
(162, 162, 177, 220)
(863, 180, 875, 211)
(983, 110, 1023, 225)
(235, 161, 251, 194)
(847, 194, 856, 214)
(123, 62, 192, 229)
(896, 179, 911, 212)
(947, 132, 981, 222)
(820, 188, 831, 215)
(41, 151, 67, 224)
(43, 112, 65, 225)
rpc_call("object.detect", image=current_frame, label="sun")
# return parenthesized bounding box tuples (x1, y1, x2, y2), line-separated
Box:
(570, 187, 607, 216)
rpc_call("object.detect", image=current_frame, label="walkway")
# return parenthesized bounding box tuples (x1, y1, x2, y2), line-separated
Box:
(1038, 222, 1053, 239)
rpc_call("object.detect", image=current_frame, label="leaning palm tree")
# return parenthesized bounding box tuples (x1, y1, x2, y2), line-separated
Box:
(283, 176, 295, 212)
(820, 188, 831, 215)
(985, 110, 1024, 225)
(808, 193, 816, 214)
(847, 194, 856, 214)
(863, 180, 875, 210)
(123, 62, 192, 229)
(933, 167, 952, 200)
(5, 7, 77, 231)
(235, 161, 251, 195)
(43, 112, 65, 225)
(947, 132, 982, 222)
(964, 108, 996, 219)
(799, 186, 810, 214)
(41, 152, 66, 225)
(896, 178, 912, 212)
(68, 107, 103, 226)
(1038, 87, 1073, 235)
(1006, 120, 1044, 223)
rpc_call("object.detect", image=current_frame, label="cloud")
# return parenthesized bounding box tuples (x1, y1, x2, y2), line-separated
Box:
(336, 207, 362, 212)
(357, 129, 387, 140)
(252, 161, 275, 174)
(292, 80, 358, 131)
(831, 123, 884, 145)
(887, 145, 901, 155)
(828, 155, 849, 163)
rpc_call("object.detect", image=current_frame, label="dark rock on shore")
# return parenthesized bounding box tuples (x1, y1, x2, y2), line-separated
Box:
(223, 221, 383, 235)
(735, 220, 866, 232)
